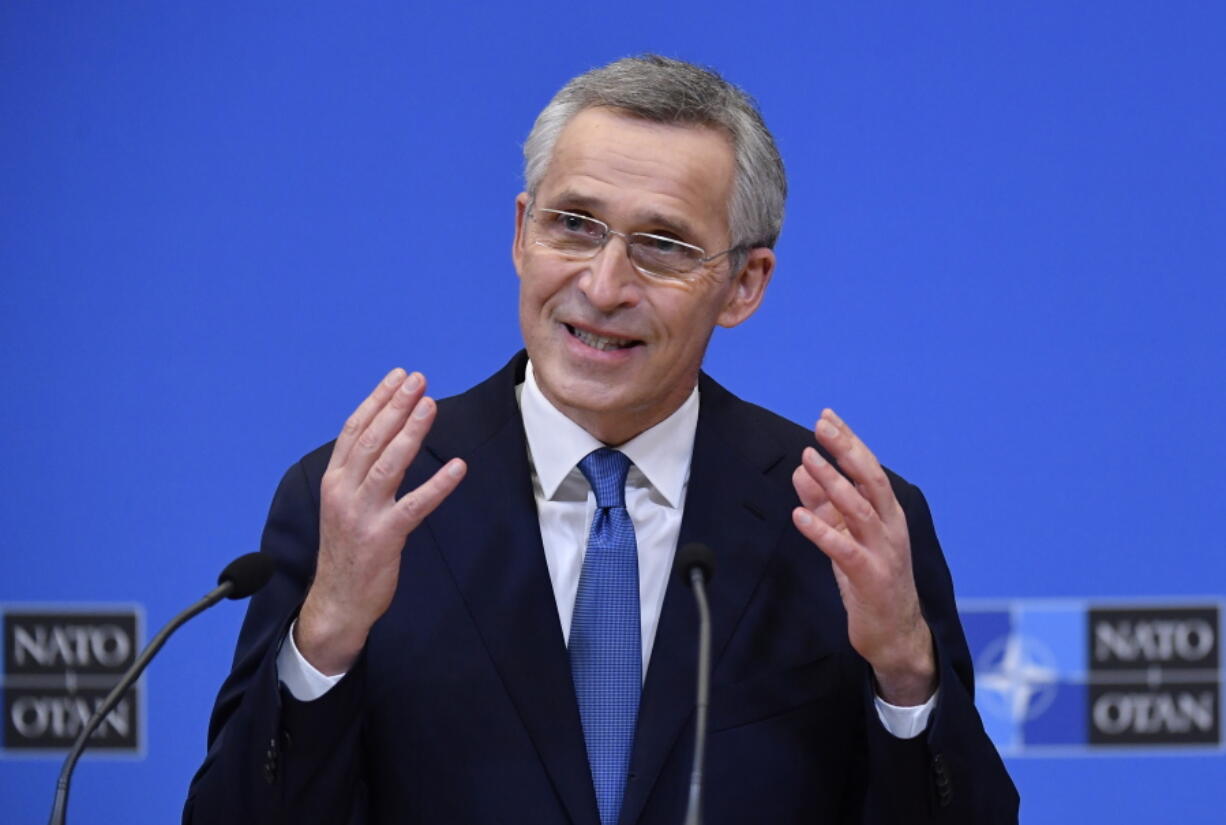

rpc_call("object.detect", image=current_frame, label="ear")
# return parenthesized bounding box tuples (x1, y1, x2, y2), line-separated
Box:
(717, 247, 775, 328)
(512, 192, 531, 277)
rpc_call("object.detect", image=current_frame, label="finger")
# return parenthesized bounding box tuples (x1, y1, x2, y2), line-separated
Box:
(333, 369, 410, 469)
(360, 396, 438, 500)
(814, 409, 897, 519)
(793, 465, 846, 528)
(391, 458, 468, 532)
(792, 506, 866, 574)
(802, 446, 888, 547)
(812, 499, 846, 532)
(791, 463, 830, 511)
(345, 372, 427, 480)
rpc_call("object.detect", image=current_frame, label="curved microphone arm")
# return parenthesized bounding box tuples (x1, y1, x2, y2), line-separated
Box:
(48, 551, 272, 825)
(48, 580, 234, 825)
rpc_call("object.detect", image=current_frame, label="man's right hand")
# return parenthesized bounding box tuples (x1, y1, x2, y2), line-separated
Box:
(295, 368, 467, 676)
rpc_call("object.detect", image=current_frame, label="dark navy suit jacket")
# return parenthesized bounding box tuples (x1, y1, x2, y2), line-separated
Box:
(184, 352, 1018, 824)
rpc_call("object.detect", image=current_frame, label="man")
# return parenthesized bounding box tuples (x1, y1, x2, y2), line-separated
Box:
(185, 55, 1018, 824)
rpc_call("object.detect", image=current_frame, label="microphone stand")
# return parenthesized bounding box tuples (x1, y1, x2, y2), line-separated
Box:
(47, 579, 235, 825)
(683, 564, 712, 825)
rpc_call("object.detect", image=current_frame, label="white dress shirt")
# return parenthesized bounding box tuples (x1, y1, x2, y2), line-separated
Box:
(278, 361, 935, 737)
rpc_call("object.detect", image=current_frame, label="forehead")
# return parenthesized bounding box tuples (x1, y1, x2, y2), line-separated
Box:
(538, 107, 735, 237)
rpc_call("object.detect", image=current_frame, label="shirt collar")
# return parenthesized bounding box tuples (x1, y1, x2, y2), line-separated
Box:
(520, 360, 698, 508)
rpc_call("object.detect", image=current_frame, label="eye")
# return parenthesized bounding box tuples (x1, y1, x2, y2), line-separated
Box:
(630, 232, 703, 276)
(549, 211, 603, 238)
(646, 235, 681, 254)
(634, 232, 697, 260)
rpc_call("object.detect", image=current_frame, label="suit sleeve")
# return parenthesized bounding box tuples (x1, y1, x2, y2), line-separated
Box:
(861, 482, 1019, 824)
(182, 457, 371, 825)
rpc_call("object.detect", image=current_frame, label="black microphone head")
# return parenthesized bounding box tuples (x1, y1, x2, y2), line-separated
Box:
(675, 542, 715, 586)
(217, 552, 275, 599)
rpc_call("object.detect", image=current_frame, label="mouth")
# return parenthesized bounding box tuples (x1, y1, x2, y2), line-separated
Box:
(563, 323, 643, 352)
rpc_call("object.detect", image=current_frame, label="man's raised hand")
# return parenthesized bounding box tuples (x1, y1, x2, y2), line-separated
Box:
(296, 368, 467, 675)
(790, 409, 936, 706)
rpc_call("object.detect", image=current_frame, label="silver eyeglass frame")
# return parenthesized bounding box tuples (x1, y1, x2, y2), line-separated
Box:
(525, 203, 742, 282)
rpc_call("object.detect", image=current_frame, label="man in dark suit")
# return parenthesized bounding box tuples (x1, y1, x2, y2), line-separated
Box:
(185, 55, 1018, 823)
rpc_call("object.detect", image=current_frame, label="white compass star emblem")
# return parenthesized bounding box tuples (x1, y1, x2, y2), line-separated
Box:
(976, 633, 1061, 723)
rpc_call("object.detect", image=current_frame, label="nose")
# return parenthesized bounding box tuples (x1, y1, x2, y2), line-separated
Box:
(578, 233, 642, 312)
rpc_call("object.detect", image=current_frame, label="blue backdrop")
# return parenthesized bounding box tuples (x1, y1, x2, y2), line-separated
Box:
(2, 2, 1223, 822)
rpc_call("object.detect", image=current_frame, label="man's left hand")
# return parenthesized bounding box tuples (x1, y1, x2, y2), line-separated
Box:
(790, 408, 937, 706)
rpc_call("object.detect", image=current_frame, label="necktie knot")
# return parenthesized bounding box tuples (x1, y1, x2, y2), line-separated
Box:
(578, 448, 631, 509)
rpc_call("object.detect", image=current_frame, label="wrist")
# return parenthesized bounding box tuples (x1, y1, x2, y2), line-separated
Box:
(295, 593, 370, 676)
(872, 625, 937, 706)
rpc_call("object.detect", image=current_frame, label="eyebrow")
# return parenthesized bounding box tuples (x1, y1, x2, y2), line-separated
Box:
(545, 189, 703, 243)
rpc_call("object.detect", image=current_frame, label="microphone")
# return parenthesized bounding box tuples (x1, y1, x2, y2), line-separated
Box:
(218, 551, 276, 599)
(675, 542, 715, 825)
(48, 552, 275, 825)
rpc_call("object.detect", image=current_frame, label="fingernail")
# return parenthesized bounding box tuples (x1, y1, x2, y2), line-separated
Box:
(405, 372, 421, 390)
(384, 368, 405, 386)
(795, 510, 812, 526)
(414, 398, 433, 419)
(448, 461, 464, 478)
(817, 420, 837, 439)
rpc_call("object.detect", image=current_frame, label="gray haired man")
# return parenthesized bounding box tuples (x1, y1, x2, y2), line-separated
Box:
(187, 55, 1018, 825)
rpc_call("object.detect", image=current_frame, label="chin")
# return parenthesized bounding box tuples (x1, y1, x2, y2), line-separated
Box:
(545, 370, 630, 413)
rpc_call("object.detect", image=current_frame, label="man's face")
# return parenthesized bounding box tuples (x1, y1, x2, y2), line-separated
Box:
(512, 107, 774, 444)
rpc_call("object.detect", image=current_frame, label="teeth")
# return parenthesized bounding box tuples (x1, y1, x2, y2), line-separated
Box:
(569, 325, 634, 351)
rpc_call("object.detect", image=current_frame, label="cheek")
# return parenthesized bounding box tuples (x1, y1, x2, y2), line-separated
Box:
(657, 291, 726, 345)
(526, 255, 586, 307)
(518, 264, 568, 330)
(516, 262, 549, 310)
(518, 291, 550, 351)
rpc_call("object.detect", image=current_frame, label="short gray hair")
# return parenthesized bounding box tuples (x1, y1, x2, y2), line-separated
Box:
(522, 55, 787, 251)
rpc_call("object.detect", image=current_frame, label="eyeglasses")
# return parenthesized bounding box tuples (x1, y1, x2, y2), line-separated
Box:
(525, 204, 742, 282)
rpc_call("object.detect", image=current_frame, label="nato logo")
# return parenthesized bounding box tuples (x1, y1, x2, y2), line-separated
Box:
(960, 601, 1222, 755)
(2, 606, 144, 755)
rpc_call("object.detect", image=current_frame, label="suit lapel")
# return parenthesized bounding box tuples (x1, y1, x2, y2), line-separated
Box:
(422, 353, 601, 825)
(618, 375, 794, 825)
(418, 358, 796, 825)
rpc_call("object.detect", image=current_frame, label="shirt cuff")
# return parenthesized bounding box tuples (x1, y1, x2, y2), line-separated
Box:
(873, 688, 939, 739)
(276, 618, 346, 701)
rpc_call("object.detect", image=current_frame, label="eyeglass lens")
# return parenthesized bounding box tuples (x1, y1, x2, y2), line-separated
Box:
(534, 210, 702, 277)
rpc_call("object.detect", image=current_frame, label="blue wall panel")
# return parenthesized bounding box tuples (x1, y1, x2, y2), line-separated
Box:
(2, 2, 1223, 822)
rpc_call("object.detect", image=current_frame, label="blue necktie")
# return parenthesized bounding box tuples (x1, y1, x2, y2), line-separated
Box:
(571, 448, 641, 825)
